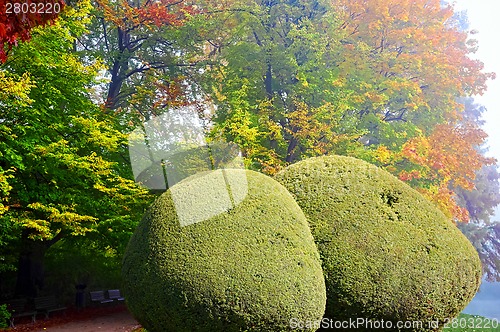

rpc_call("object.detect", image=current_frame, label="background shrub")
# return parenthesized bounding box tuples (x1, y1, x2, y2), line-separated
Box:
(0, 304, 11, 328)
(275, 155, 482, 331)
(122, 169, 326, 332)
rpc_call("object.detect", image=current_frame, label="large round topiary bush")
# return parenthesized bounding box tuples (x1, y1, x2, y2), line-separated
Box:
(122, 169, 326, 332)
(275, 155, 482, 331)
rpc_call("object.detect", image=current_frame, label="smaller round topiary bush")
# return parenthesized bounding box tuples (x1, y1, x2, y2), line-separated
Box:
(122, 169, 326, 332)
(275, 155, 482, 331)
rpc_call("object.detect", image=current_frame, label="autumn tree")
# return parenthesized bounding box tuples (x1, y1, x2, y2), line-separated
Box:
(0, 0, 151, 297)
(200, 0, 494, 221)
(332, 0, 496, 221)
(450, 98, 500, 280)
(0, 0, 65, 62)
(77, 0, 208, 121)
(199, 0, 362, 173)
(394, 121, 494, 221)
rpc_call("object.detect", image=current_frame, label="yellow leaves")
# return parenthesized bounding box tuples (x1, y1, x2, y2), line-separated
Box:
(428, 123, 493, 183)
(364, 91, 387, 106)
(331, 78, 345, 88)
(374, 145, 392, 164)
(213, 87, 227, 102)
(61, 54, 104, 78)
(401, 136, 430, 165)
(22, 202, 97, 240)
(33, 138, 114, 178)
(34, 140, 68, 156)
(399, 11, 409, 23)
(63, 0, 93, 28)
(22, 218, 52, 240)
(86, 153, 113, 176)
(71, 116, 124, 152)
(0, 72, 35, 107)
(284, 101, 347, 157)
(97, 0, 133, 29)
(396, 121, 493, 222)
(0, 169, 12, 216)
(330, 0, 493, 121)
(350, 94, 365, 104)
(227, 109, 260, 145)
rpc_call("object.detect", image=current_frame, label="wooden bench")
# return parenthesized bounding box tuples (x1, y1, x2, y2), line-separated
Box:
(34, 296, 67, 319)
(5, 299, 36, 327)
(89, 290, 113, 304)
(107, 289, 125, 302)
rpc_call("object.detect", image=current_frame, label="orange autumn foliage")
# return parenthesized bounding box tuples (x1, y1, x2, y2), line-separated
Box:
(331, 0, 495, 122)
(400, 123, 495, 222)
(327, 0, 495, 222)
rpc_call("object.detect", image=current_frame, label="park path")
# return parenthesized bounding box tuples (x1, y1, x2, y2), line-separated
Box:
(33, 310, 139, 332)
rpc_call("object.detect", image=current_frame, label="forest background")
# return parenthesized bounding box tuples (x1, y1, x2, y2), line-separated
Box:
(1, 0, 500, 306)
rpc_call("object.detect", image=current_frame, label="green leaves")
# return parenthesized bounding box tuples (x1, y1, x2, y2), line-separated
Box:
(202, 0, 355, 172)
(0, 0, 152, 259)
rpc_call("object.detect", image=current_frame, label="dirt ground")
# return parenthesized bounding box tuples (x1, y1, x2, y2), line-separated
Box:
(3, 305, 141, 332)
(33, 310, 139, 332)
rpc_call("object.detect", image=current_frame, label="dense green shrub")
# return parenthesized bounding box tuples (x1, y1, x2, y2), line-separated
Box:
(0, 304, 10, 328)
(122, 169, 326, 332)
(275, 155, 482, 331)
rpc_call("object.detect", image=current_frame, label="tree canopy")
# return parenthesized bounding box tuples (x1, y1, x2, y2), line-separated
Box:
(196, 0, 495, 222)
(0, 0, 150, 296)
(1, 0, 499, 296)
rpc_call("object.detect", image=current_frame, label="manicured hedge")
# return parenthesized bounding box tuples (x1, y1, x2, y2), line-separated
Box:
(122, 169, 326, 332)
(275, 155, 482, 331)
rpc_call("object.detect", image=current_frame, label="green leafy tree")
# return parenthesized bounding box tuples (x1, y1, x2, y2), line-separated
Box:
(77, 0, 210, 120)
(200, 0, 360, 173)
(0, 0, 151, 297)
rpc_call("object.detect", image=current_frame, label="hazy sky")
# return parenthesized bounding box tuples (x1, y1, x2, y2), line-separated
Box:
(452, 1, 500, 158)
(453, 0, 500, 220)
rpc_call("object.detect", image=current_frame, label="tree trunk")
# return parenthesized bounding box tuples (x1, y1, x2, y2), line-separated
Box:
(105, 28, 130, 111)
(265, 63, 273, 99)
(265, 62, 280, 152)
(285, 137, 298, 163)
(14, 236, 50, 298)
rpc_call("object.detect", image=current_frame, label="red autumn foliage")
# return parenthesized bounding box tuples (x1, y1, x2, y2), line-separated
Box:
(0, 0, 65, 62)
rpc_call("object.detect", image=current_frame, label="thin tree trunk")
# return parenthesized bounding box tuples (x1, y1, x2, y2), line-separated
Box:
(285, 137, 298, 163)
